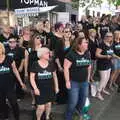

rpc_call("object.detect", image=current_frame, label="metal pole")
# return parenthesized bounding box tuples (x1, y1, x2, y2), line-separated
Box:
(6, 0, 10, 25)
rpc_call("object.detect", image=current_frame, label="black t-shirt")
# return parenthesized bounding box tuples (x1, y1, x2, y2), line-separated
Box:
(0, 56, 14, 90)
(0, 34, 13, 47)
(97, 42, 114, 70)
(30, 61, 55, 89)
(88, 39, 99, 60)
(28, 50, 39, 72)
(5, 46, 25, 69)
(65, 50, 91, 83)
(113, 42, 120, 57)
(99, 24, 110, 39)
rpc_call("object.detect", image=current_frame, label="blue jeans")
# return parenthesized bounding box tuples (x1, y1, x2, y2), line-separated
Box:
(65, 81, 89, 120)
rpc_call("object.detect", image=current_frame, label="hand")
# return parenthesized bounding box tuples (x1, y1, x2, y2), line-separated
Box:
(58, 67, 63, 72)
(21, 83, 27, 91)
(34, 89, 40, 96)
(66, 81, 71, 89)
(106, 55, 112, 59)
(24, 72, 28, 80)
(18, 67, 23, 73)
(55, 87, 59, 94)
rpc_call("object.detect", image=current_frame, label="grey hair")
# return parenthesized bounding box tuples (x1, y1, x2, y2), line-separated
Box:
(37, 47, 49, 58)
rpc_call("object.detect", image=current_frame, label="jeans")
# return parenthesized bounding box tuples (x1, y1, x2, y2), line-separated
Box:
(65, 81, 89, 120)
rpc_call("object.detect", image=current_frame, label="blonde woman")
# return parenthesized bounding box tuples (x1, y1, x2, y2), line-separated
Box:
(30, 47, 59, 120)
(0, 42, 26, 120)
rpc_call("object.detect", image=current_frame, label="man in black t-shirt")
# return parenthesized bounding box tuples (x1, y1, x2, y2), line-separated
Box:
(5, 36, 25, 99)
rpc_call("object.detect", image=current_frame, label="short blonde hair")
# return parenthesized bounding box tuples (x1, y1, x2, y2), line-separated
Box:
(37, 47, 49, 58)
(89, 29, 96, 35)
(0, 42, 5, 54)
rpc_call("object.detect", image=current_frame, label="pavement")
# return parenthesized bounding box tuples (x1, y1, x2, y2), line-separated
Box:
(5, 86, 117, 120)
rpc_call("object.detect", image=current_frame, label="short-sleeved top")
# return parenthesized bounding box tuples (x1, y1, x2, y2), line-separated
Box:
(0, 56, 14, 90)
(97, 42, 114, 70)
(0, 34, 13, 47)
(5, 46, 25, 69)
(113, 42, 120, 57)
(65, 50, 91, 83)
(30, 61, 55, 89)
(99, 24, 110, 39)
(88, 39, 99, 60)
(28, 50, 39, 72)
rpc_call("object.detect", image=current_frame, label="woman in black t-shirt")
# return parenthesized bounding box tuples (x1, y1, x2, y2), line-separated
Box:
(0, 42, 26, 120)
(88, 29, 99, 82)
(96, 32, 117, 101)
(30, 47, 59, 120)
(64, 37, 91, 120)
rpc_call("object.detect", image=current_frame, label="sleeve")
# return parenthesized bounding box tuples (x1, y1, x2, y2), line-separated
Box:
(98, 43, 103, 50)
(29, 61, 37, 73)
(7, 56, 14, 66)
(65, 50, 74, 62)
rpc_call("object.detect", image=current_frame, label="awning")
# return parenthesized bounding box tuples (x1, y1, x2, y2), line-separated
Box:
(15, 6, 57, 17)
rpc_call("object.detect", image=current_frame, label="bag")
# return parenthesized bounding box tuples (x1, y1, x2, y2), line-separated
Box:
(90, 81, 99, 97)
(82, 97, 90, 113)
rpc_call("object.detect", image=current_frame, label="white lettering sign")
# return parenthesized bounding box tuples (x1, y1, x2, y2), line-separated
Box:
(21, 0, 48, 7)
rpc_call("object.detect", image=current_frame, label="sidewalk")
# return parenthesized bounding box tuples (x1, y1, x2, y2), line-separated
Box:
(7, 88, 117, 120)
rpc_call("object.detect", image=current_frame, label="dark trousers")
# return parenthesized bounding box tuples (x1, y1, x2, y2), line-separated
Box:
(0, 89, 20, 120)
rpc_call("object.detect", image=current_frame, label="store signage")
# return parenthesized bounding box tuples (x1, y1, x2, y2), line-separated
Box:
(20, 0, 48, 7)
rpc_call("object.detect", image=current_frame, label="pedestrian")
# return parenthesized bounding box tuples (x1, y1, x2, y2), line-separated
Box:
(109, 31, 120, 90)
(64, 37, 91, 120)
(0, 42, 26, 120)
(96, 32, 116, 100)
(30, 47, 59, 120)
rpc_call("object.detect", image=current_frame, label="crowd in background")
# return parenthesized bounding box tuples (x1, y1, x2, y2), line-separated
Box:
(0, 14, 120, 120)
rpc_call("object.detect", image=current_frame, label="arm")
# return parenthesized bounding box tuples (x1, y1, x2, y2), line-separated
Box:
(112, 54, 120, 59)
(18, 59, 24, 72)
(30, 72, 40, 95)
(24, 50, 29, 78)
(53, 71, 59, 93)
(64, 58, 72, 89)
(88, 65, 92, 82)
(11, 61, 26, 89)
(55, 58, 63, 72)
(96, 48, 111, 59)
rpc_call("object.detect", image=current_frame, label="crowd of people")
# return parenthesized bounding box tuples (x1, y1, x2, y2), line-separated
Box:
(0, 14, 120, 120)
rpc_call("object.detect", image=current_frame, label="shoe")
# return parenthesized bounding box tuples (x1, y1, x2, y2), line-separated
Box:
(96, 93, 104, 101)
(102, 90, 110, 95)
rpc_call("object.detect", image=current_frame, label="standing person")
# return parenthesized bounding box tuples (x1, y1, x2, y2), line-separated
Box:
(28, 32, 43, 107)
(96, 32, 115, 100)
(5, 36, 25, 100)
(0, 42, 26, 120)
(109, 31, 120, 90)
(30, 47, 59, 120)
(98, 16, 110, 40)
(55, 27, 72, 104)
(64, 37, 91, 120)
(0, 25, 13, 47)
(88, 29, 99, 81)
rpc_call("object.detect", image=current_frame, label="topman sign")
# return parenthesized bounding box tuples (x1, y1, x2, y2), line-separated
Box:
(20, 0, 48, 7)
